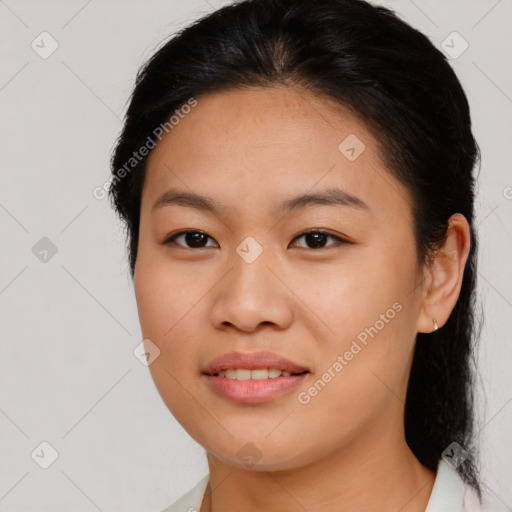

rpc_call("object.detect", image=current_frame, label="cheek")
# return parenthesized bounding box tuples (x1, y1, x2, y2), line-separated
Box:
(134, 250, 204, 341)
(133, 248, 212, 385)
(134, 256, 205, 423)
(296, 246, 418, 390)
(290, 247, 413, 336)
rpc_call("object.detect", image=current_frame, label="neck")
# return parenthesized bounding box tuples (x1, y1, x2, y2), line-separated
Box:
(201, 419, 436, 512)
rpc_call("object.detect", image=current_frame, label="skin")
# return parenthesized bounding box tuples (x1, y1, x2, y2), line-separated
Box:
(133, 85, 471, 512)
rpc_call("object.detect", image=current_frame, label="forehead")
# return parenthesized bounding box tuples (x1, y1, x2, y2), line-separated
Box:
(142, 86, 413, 224)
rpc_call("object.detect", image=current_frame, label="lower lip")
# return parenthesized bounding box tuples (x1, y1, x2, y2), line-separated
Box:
(203, 373, 309, 404)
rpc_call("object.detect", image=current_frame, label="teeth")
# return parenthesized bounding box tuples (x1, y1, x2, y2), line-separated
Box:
(215, 368, 297, 380)
(225, 369, 237, 379)
(251, 369, 269, 380)
(235, 369, 251, 380)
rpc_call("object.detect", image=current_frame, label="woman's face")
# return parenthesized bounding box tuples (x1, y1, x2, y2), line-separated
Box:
(134, 86, 426, 471)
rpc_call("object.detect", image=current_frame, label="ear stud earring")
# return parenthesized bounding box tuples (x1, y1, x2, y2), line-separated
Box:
(433, 318, 438, 332)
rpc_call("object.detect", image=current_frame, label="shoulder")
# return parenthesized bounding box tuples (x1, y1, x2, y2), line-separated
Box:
(160, 475, 209, 512)
(426, 459, 509, 512)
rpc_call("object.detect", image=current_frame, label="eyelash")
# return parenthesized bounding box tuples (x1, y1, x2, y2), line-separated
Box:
(162, 229, 351, 250)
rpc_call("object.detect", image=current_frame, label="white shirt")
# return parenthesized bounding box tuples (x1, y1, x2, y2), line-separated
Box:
(161, 459, 507, 512)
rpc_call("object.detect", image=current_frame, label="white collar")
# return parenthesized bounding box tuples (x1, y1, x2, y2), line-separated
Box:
(425, 458, 467, 511)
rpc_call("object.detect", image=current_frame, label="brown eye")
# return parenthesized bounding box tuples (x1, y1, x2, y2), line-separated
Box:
(290, 230, 348, 249)
(163, 230, 217, 248)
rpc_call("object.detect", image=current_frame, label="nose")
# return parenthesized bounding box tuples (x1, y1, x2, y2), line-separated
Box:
(209, 249, 294, 333)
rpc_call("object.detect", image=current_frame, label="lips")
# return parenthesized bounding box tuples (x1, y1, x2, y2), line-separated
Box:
(202, 350, 309, 376)
(202, 351, 310, 404)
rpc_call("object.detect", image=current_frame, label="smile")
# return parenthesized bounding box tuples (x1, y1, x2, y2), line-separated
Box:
(204, 371, 309, 404)
(214, 368, 305, 380)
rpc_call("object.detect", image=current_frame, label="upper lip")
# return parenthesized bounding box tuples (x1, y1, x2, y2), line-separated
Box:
(202, 351, 309, 376)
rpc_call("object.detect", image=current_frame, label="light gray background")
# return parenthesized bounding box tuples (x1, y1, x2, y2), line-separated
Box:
(0, 0, 511, 510)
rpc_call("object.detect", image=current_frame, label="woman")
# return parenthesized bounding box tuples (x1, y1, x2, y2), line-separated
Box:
(109, 0, 502, 510)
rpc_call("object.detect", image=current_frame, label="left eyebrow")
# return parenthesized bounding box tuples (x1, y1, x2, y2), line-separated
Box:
(274, 187, 370, 216)
(151, 187, 370, 216)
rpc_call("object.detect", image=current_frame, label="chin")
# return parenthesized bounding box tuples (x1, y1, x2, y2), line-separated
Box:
(202, 437, 314, 472)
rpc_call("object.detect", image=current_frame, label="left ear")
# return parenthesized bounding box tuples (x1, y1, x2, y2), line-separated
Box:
(417, 213, 472, 333)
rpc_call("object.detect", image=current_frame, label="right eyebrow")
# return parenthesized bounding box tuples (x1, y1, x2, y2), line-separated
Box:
(152, 189, 225, 214)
